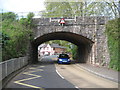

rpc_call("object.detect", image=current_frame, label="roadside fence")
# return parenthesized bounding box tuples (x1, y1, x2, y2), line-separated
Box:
(0, 56, 28, 89)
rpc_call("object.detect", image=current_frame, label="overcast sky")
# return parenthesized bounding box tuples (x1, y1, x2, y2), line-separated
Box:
(0, 0, 119, 13)
(0, 0, 119, 14)
(0, 0, 45, 13)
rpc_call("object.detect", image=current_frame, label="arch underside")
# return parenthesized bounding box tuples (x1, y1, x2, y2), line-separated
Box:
(31, 32, 94, 63)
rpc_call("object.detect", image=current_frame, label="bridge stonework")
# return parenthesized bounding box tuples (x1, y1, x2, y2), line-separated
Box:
(30, 17, 110, 67)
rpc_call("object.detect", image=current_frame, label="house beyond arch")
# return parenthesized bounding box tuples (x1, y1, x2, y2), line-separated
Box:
(38, 43, 66, 56)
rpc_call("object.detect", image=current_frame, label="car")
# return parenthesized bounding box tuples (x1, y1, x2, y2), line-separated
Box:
(57, 54, 71, 64)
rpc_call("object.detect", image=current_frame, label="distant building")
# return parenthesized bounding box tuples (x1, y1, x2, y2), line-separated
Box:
(38, 44, 66, 56)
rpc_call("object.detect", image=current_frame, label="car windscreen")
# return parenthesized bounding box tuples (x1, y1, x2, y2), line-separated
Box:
(59, 54, 69, 58)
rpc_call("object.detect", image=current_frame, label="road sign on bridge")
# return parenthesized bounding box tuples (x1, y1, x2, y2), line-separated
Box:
(49, 16, 77, 22)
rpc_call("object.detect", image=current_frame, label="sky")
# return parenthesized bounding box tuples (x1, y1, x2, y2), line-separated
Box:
(0, 0, 119, 18)
(0, 0, 118, 13)
(0, 0, 45, 13)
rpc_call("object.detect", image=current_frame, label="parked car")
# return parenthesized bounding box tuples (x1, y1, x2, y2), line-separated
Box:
(57, 54, 71, 64)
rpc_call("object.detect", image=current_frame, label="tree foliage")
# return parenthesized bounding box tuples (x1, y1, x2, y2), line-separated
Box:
(106, 18, 120, 71)
(1, 12, 34, 61)
(43, 2, 73, 17)
(43, 1, 119, 18)
(2, 12, 17, 21)
(19, 12, 34, 28)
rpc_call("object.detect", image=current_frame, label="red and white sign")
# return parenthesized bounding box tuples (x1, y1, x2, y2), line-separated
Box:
(59, 18, 65, 24)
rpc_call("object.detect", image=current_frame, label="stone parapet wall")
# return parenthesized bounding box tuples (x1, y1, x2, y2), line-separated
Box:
(33, 16, 106, 26)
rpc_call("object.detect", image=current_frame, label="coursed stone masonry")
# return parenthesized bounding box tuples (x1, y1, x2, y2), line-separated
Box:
(31, 16, 110, 67)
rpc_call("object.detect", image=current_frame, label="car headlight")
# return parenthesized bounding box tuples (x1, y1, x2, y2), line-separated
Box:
(59, 59, 62, 61)
(68, 59, 70, 61)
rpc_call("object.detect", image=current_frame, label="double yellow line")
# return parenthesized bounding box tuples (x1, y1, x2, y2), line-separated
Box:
(14, 66, 45, 89)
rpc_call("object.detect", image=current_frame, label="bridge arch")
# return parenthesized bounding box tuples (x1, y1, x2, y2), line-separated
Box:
(28, 17, 110, 66)
(30, 31, 94, 63)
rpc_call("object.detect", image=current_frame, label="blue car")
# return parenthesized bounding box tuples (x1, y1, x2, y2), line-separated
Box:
(57, 54, 71, 64)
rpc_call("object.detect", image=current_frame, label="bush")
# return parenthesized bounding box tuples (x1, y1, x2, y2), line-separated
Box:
(106, 18, 120, 71)
(1, 12, 33, 61)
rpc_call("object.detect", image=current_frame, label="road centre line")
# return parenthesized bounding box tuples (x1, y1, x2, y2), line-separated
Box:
(14, 66, 44, 89)
(55, 65, 79, 89)
(56, 69, 64, 79)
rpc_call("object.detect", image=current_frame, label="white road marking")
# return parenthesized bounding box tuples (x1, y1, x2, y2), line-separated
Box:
(75, 86, 79, 88)
(56, 70, 64, 79)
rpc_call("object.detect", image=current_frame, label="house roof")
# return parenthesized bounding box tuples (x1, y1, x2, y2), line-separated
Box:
(50, 44, 66, 49)
(38, 43, 46, 48)
(39, 43, 66, 49)
(42, 44, 48, 48)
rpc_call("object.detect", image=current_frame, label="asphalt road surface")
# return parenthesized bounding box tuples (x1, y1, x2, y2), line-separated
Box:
(4, 56, 77, 89)
(3, 55, 118, 89)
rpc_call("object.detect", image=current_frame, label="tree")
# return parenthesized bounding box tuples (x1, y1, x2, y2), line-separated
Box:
(19, 12, 34, 28)
(43, 1, 119, 18)
(103, 2, 119, 18)
(2, 12, 33, 61)
(105, 18, 120, 71)
(43, 2, 73, 17)
(2, 12, 17, 21)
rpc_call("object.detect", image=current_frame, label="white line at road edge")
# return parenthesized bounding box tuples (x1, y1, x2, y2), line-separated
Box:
(75, 86, 79, 88)
(56, 70, 64, 79)
(56, 69, 79, 89)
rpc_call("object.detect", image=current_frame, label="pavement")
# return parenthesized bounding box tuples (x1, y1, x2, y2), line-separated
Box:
(76, 63, 120, 83)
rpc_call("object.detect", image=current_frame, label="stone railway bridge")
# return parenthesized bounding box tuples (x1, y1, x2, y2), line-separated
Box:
(29, 16, 110, 66)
